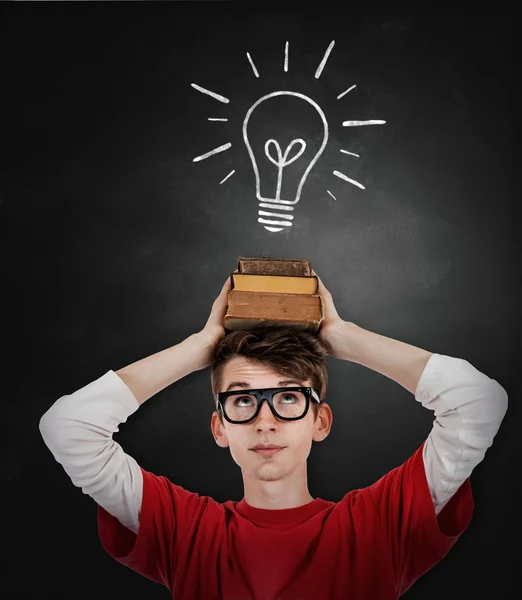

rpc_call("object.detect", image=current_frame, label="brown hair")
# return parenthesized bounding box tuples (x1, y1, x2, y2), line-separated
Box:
(210, 326, 330, 424)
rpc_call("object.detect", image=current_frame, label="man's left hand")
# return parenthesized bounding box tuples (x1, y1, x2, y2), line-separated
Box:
(312, 269, 354, 360)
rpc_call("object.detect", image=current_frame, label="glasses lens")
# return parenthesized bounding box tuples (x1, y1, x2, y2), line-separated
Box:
(224, 390, 307, 421)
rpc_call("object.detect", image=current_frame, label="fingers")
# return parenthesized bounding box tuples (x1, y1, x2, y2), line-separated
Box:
(213, 272, 232, 300)
(214, 268, 237, 309)
(221, 275, 232, 295)
(312, 269, 332, 297)
(312, 268, 339, 319)
(205, 269, 237, 330)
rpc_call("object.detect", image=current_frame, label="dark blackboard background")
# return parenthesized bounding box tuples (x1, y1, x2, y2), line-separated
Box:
(2, 2, 518, 599)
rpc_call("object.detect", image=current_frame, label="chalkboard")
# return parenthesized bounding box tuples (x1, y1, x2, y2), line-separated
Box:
(3, 3, 517, 599)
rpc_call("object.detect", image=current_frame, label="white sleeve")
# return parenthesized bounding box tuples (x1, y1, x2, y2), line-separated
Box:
(416, 353, 508, 515)
(39, 370, 143, 535)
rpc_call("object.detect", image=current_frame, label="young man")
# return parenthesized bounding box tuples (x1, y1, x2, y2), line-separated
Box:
(39, 271, 508, 599)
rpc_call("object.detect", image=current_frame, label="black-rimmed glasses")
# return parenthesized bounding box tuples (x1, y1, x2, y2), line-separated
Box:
(216, 387, 321, 424)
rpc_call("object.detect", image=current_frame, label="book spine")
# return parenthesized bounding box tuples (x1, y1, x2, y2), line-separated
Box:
(224, 317, 321, 333)
(237, 257, 312, 277)
(226, 291, 322, 320)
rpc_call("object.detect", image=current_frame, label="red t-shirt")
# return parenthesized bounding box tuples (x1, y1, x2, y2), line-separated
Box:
(98, 441, 473, 599)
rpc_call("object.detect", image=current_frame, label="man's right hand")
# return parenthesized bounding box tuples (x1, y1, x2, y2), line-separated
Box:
(192, 270, 236, 370)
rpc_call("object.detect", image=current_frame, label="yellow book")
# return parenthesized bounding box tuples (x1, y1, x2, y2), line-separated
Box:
(231, 273, 318, 294)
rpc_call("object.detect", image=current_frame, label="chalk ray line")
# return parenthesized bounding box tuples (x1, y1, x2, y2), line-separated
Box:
(333, 170, 365, 190)
(284, 42, 289, 72)
(343, 120, 386, 126)
(220, 170, 235, 184)
(340, 149, 360, 157)
(191, 83, 230, 104)
(208, 118, 228, 122)
(246, 52, 259, 78)
(327, 190, 337, 200)
(193, 143, 232, 162)
(315, 40, 335, 78)
(337, 84, 356, 99)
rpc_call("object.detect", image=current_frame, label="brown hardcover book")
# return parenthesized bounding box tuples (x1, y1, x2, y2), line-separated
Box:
(231, 273, 318, 295)
(237, 257, 312, 277)
(224, 290, 323, 333)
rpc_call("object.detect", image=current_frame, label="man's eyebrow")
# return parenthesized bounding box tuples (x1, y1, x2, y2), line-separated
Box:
(225, 379, 303, 392)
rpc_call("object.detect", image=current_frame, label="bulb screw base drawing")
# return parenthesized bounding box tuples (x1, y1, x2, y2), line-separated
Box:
(258, 202, 294, 232)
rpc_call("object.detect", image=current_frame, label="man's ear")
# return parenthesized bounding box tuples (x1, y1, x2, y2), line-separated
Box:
(312, 403, 333, 443)
(211, 411, 230, 448)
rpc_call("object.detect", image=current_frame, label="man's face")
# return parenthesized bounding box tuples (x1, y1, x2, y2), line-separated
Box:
(211, 356, 332, 483)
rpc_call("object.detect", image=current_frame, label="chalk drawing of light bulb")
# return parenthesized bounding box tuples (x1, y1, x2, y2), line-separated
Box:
(243, 91, 328, 232)
(191, 39, 387, 234)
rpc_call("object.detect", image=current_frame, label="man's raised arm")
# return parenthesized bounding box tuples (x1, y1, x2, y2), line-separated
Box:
(313, 271, 509, 515)
(39, 276, 232, 534)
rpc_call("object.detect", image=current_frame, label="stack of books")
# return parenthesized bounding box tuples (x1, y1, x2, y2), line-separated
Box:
(224, 257, 324, 332)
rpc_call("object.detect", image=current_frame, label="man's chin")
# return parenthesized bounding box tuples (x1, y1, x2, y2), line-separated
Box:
(254, 462, 286, 481)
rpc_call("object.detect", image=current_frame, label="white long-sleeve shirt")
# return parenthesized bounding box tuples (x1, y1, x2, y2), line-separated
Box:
(38, 353, 508, 536)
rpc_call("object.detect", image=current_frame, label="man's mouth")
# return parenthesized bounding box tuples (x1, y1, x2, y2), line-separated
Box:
(251, 447, 285, 455)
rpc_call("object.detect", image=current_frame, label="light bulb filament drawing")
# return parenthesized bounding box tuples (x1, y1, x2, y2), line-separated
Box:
(265, 138, 306, 202)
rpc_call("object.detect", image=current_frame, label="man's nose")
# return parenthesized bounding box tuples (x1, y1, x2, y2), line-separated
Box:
(255, 398, 278, 422)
